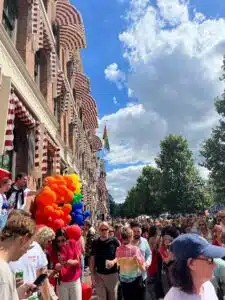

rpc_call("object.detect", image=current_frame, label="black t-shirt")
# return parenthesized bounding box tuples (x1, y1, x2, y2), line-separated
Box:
(91, 237, 120, 274)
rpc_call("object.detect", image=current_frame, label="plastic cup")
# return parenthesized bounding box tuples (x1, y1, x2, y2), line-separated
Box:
(15, 271, 24, 279)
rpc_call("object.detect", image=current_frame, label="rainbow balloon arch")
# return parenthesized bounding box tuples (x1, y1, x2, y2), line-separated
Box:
(35, 174, 90, 231)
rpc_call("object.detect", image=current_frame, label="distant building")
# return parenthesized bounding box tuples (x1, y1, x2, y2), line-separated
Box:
(0, 0, 105, 218)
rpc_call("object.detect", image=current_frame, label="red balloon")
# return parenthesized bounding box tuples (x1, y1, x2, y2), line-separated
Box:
(66, 225, 82, 241)
(52, 218, 65, 231)
(82, 283, 92, 300)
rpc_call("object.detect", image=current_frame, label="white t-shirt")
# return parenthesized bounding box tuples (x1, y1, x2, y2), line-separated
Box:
(9, 241, 48, 283)
(164, 281, 218, 300)
(0, 260, 19, 300)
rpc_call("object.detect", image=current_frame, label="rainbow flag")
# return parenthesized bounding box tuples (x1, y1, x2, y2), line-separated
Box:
(103, 125, 110, 152)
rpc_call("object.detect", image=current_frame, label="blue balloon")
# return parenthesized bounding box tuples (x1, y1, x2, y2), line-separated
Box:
(74, 213, 84, 226)
(84, 211, 91, 219)
(73, 202, 83, 210)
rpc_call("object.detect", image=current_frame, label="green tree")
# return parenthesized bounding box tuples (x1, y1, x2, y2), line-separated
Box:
(201, 56, 225, 201)
(121, 166, 163, 217)
(108, 193, 122, 217)
(156, 135, 212, 213)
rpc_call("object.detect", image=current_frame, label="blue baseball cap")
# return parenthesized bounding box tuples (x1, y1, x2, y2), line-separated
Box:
(171, 234, 225, 261)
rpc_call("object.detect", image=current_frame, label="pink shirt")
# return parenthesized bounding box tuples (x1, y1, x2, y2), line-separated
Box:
(49, 240, 81, 282)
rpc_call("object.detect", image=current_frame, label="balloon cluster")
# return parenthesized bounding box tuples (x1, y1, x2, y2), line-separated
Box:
(35, 174, 90, 231)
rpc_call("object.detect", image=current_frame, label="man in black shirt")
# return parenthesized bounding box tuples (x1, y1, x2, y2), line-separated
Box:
(90, 221, 120, 300)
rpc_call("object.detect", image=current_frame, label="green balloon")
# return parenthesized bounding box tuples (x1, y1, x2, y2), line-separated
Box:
(76, 193, 83, 201)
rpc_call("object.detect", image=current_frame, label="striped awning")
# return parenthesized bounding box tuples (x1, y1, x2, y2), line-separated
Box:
(59, 25, 85, 50)
(56, 0, 83, 24)
(5, 92, 36, 152)
(90, 135, 102, 151)
(72, 72, 90, 92)
(42, 133, 61, 175)
(81, 94, 98, 129)
(56, 0, 86, 50)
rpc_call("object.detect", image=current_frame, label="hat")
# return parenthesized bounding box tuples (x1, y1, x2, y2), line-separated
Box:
(171, 234, 225, 261)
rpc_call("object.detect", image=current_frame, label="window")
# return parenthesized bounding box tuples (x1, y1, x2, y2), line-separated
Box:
(82, 153, 85, 171)
(61, 49, 65, 73)
(53, 97, 60, 121)
(79, 108, 82, 122)
(3, 0, 18, 39)
(43, 0, 48, 12)
(34, 50, 41, 87)
(67, 61, 73, 84)
(52, 23, 60, 56)
(63, 114, 67, 144)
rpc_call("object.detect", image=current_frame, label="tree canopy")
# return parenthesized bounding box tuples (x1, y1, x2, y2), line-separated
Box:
(201, 55, 225, 202)
(113, 135, 212, 217)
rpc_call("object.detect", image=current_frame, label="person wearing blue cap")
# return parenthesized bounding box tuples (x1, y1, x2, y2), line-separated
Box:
(164, 234, 225, 300)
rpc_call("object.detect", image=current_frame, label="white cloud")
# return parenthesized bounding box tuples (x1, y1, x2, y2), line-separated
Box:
(128, 88, 134, 97)
(107, 165, 145, 203)
(113, 96, 118, 105)
(103, 0, 225, 202)
(197, 166, 210, 180)
(157, 0, 189, 26)
(104, 63, 125, 89)
(99, 103, 167, 165)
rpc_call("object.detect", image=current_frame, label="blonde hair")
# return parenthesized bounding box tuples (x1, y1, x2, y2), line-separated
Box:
(99, 221, 109, 229)
(35, 226, 55, 248)
(121, 226, 133, 240)
(1, 214, 36, 241)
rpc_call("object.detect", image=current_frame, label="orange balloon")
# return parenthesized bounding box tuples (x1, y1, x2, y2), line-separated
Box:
(49, 183, 59, 192)
(64, 215, 72, 224)
(44, 205, 55, 217)
(45, 177, 56, 185)
(52, 203, 58, 209)
(64, 191, 74, 203)
(36, 189, 56, 206)
(62, 204, 72, 214)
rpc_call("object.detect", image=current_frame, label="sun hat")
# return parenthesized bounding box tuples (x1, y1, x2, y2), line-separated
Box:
(171, 234, 225, 261)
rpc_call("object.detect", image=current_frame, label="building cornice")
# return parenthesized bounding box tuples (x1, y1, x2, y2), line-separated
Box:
(0, 25, 79, 172)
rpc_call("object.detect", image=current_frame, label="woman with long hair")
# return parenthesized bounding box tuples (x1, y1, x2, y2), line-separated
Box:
(165, 234, 225, 299)
(48, 229, 82, 300)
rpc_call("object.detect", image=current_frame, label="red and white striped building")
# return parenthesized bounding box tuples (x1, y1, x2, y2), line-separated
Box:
(0, 0, 108, 218)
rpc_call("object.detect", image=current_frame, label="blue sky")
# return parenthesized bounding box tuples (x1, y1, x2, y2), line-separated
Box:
(73, 0, 225, 203)
(73, 0, 129, 117)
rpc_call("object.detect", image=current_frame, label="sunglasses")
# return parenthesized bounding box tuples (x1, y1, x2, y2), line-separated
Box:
(57, 238, 66, 244)
(195, 257, 214, 264)
(100, 228, 109, 232)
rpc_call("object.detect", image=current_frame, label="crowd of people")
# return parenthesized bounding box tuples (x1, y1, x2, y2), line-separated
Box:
(1, 174, 225, 299)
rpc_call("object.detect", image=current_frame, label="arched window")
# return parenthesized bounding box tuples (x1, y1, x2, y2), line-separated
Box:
(3, 0, 18, 40)
(79, 108, 82, 122)
(52, 23, 60, 56)
(43, 0, 48, 12)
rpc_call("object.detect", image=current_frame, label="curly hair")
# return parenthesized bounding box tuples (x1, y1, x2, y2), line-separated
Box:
(1, 214, 36, 241)
(35, 226, 55, 248)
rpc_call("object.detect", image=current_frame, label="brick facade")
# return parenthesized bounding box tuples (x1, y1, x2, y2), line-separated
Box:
(0, 0, 106, 219)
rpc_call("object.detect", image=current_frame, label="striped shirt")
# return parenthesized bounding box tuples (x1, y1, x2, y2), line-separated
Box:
(116, 244, 144, 283)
